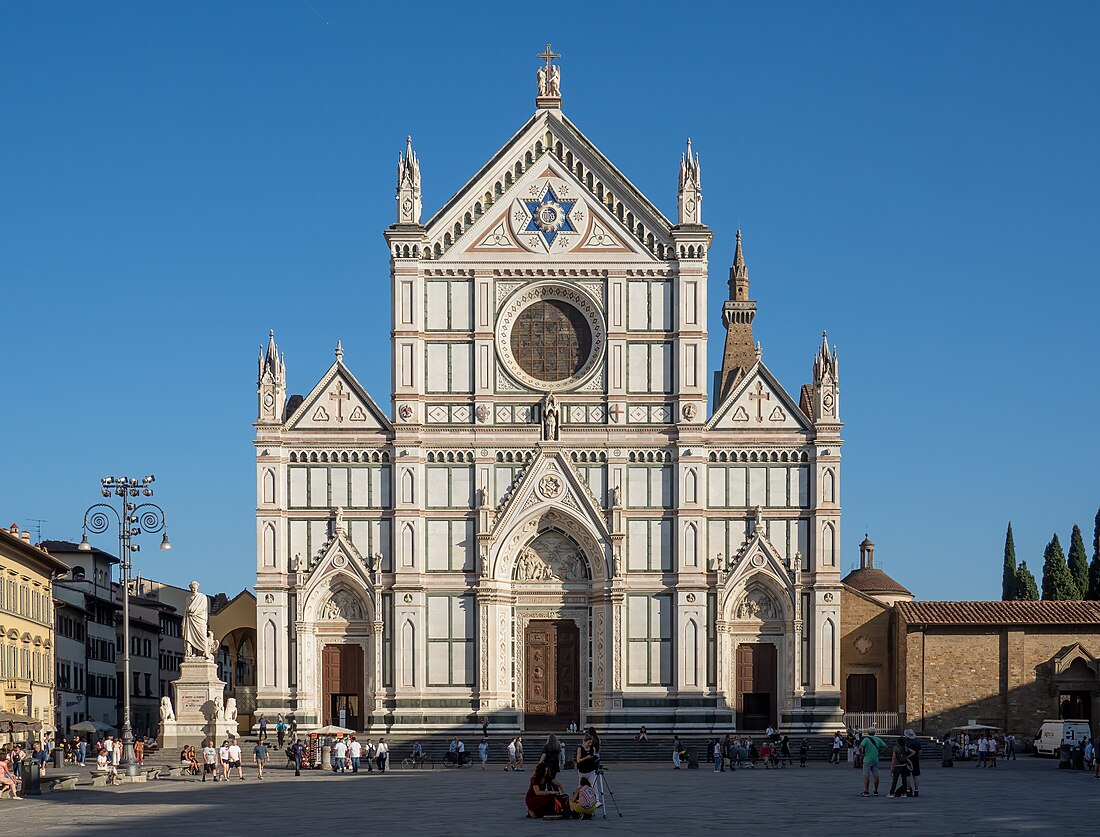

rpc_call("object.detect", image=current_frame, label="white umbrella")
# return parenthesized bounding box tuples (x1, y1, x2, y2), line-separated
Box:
(313, 725, 355, 736)
(71, 720, 115, 734)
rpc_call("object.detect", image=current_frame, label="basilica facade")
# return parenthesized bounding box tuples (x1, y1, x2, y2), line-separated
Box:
(253, 54, 845, 734)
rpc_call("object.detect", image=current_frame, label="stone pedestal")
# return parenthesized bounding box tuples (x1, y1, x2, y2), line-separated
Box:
(158, 658, 239, 750)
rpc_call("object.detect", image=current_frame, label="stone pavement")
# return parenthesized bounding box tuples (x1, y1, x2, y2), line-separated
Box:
(13, 755, 1099, 835)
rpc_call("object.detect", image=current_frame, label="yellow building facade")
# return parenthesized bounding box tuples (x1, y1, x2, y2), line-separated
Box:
(0, 524, 68, 731)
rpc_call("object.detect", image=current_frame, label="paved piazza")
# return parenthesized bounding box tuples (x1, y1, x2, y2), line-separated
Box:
(16, 756, 1099, 835)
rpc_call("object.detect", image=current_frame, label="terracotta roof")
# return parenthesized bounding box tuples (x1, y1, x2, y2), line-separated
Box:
(842, 567, 911, 596)
(897, 600, 1100, 626)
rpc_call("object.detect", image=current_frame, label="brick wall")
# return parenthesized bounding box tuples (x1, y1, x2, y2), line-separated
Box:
(900, 620, 1100, 740)
(840, 588, 894, 711)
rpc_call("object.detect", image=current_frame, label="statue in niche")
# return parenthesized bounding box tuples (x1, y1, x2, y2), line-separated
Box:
(608, 485, 620, 508)
(542, 393, 560, 441)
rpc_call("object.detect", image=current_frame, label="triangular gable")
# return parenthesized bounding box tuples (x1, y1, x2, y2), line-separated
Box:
(426, 109, 672, 262)
(303, 525, 374, 589)
(719, 525, 797, 616)
(285, 360, 393, 433)
(1053, 642, 1099, 677)
(454, 157, 651, 260)
(490, 448, 611, 542)
(707, 362, 810, 431)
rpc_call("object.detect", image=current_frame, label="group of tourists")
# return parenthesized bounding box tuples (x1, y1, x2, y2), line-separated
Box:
(857, 727, 922, 798)
(704, 731, 801, 770)
(195, 737, 252, 782)
(947, 732, 1015, 764)
(524, 729, 603, 819)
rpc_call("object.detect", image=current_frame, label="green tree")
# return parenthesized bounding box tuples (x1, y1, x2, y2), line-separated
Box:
(1041, 534, 1076, 600)
(1001, 522, 1018, 600)
(1089, 506, 1100, 600)
(1015, 561, 1040, 600)
(1068, 524, 1089, 599)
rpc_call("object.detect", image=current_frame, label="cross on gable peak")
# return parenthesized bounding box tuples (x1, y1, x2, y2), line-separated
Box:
(535, 43, 562, 108)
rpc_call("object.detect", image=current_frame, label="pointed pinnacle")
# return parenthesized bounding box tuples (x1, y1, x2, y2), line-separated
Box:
(335, 339, 344, 361)
(733, 229, 745, 267)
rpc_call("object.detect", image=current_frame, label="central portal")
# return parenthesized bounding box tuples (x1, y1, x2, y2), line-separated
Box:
(736, 642, 777, 731)
(321, 644, 364, 730)
(524, 620, 579, 730)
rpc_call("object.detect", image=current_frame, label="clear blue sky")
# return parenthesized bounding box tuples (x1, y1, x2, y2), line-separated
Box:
(1, 1, 1097, 599)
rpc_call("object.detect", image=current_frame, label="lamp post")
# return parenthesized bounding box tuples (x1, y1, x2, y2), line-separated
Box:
(79, 475, 171, 778)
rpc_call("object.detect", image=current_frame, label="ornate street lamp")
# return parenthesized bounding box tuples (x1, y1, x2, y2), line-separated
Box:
(79, 475, 171, 778)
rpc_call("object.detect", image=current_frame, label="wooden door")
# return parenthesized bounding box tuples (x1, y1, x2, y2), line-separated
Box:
(736, 642, 777, 731)
(524, 620, 579, 729)
(321, 644, 364, 730)
(846, 674, 877, 713)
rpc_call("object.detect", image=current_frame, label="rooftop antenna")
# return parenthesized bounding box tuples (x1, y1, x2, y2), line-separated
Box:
(26, 518, 47, 543)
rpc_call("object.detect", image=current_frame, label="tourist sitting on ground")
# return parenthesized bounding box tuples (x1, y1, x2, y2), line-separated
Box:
(760, 741, 774, 767)
(569, 775, 598, 819)
(0, 751, 22, 800)
(634, 725, 649, 743)
(525, 762, 567, 819)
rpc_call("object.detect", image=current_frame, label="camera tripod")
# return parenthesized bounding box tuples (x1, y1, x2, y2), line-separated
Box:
(594, 767, 622, 818)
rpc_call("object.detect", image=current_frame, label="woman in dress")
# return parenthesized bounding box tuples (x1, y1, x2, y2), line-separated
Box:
(525, 762, 566, 819)
(0, 752, 22, 800)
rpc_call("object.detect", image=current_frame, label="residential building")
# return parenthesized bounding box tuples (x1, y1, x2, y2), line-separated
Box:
(0, 524, 68, 733)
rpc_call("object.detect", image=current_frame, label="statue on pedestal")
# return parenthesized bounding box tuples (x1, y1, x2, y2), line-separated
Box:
(184, 581, 210, 659)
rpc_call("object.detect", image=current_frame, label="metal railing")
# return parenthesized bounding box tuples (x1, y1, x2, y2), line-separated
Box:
(843, 711, 900, 733)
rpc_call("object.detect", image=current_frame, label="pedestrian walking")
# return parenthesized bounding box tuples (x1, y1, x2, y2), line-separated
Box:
(219, 740, 231, 781)
(333, 737, 348, 773)
(276, 718, 287, 748)
(258, 714, 268, 742)
(506, 737, 518, 771)
(201, 739, 219, 783)
(672, 735, 683, 769)
(364, 738, 375, 772)
(290, 738, 304, 777)
(830, 732, 844, 764)
(479, 738, 489, 769)
(375, 738, 389, 772)
(253, 739, 268, 779)
(228, 739, 244, 780)
(799, 737, 809, 767)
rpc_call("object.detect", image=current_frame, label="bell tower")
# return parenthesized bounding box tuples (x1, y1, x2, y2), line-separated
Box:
(257, 330, 285, 425)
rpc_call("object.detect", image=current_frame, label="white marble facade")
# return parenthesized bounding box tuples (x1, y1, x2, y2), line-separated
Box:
(253, 54, 844, 734)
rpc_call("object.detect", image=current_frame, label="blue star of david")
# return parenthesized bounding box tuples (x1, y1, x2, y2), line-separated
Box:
(523, 184, 577, 246)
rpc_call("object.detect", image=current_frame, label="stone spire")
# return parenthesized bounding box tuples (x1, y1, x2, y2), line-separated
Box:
(395, 135, 422, 225)
(257, 329, 286, 424)
(677, 138, 702, 225)
(714, 231, 758, 405)
(810, 330, 840, 423)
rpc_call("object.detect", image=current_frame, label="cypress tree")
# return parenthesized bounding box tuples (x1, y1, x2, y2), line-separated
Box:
(1015, 561, 1039, 601)
(1068, 524, 1089, 599)
(1089, 506, 1100, 600)
(1041, 534, 1076, 600)
(1001, 522, 1017, 600)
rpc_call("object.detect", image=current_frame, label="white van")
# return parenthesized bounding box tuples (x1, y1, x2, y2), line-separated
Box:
(1034, 719, 1092, 756)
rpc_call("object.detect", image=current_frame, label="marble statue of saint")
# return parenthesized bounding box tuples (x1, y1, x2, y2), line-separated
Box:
(548, 65, 561, 96)
(543, 393, 559, 441)
(159, 696, 175, 722)
(184, 581, 210, 658)
(537, 65, 547, 96)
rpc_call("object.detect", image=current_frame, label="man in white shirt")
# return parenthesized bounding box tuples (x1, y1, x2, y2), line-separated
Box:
(349, 736, 362, 773)
(333, 738, 348, 773)
(227, 739, 244, 780)
(506, 738, 517, 771)
(977, 735, 988, 767)
(375, 737, 389, 773)
(202, 740, 219, 783)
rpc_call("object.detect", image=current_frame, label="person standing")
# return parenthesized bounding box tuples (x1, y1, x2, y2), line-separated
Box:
(333, 737, 348, 773)
(672, 735, 683, 769)
(276, 718, 287, 748)
(799, 737, 810, 767)
(253, 739, 268, 779)
(515, 736, 525, 770)
(1006, 733, 1017, 761)
(219, 740, 231, 781)
(349, 735, 362, 773)
(364, 738, 375, 772)
(258, 714, 268, 742)
(479, 738, 489, 769)
(228, 738, 244, 780)
(506, 737, 518, 771)
(202, 739, 219, 783)
(77, 736, 87, 767)
(903, 730, 922, 796)
(375, 737, 389, 772)
(133, 738, 144, 766)
(713, 738, 722, 773)
(888, 736, 912, 797)
(858, 727, 886, 797)
(976, 734, 988, 767)
(830, 732, 843, 764)
(290, 738, 304, 777)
